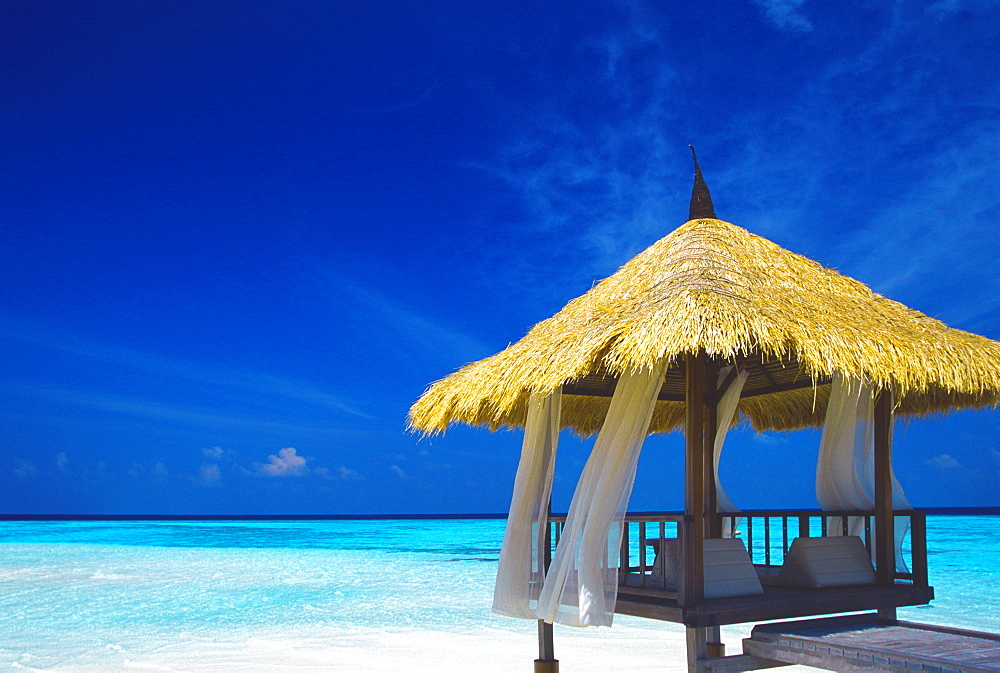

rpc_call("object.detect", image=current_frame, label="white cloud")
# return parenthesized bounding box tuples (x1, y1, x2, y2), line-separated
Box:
(925, 453, 962, 469)
(315, 465, 362, 481)
(753, 0, 814, 32)
(55, 451, 68, 473)
(752, 432, 789, 446)
(199, 463, 221, 484)
(128, 461, 170, 479)
(258, 447, 308, 477)
(390, 464, 408, 479)
(202, 446, 224, 459)
(337, 466, 360, 480)
(13, 460, 38, 478)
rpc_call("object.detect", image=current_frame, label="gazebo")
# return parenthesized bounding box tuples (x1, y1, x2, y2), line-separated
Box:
(409, 150, 1000, 672)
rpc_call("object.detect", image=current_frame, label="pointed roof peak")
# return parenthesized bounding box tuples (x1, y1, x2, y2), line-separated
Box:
(688, 145, 717, 220)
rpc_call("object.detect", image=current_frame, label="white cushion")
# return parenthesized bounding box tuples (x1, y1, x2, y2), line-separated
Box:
(654, 538, 764, 599)
(777, 535, 876, 588)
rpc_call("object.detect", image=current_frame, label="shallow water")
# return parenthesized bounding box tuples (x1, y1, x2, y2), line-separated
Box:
(0, 517, 996, 671)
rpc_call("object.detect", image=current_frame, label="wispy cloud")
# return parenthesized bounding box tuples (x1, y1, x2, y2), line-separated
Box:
(202, 446, 225, 460)
(0, 316, 373, 420)
(478, 2, 998, 329)
(477, 3, 999, 340)
(752, 0, 814, 32)
(925, 453, 962, 469)
(314, 271, 492, 366)
(13, 460, 38, 479)
(23, 385, 364, 438)
(128, 461, 169, 480)
(199, 463, 222, 483)
(478, 7, 683, 280)
(314, 465, 362, 481)
(360, 79, 440, 113)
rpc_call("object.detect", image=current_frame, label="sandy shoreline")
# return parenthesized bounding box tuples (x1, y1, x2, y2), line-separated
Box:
(5, 621, 822, 671)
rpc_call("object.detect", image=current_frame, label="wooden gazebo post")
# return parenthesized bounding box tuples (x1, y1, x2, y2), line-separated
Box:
(682, 350, 709, 671)
(535, 495, 558, 672)
(704, 359, 724, 659)
(874, 388, 896, 621)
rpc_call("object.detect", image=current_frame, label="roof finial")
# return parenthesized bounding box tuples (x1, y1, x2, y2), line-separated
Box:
(689, 145, 717, 220)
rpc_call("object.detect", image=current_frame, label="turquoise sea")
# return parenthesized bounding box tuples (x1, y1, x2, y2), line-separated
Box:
(1, 516, 997, 671)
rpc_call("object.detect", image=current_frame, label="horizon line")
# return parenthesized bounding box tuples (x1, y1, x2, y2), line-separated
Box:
(2, 506, 999, 521)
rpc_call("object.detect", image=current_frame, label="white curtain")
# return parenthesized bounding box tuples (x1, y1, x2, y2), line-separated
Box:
(714, 367, 748, 536)
(493, 391, 562, 619)
(535, 362, 667, 627)
(816, 375, 911, 572)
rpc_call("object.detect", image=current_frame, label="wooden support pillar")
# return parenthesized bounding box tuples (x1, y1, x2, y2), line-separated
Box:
(535, 500, 559, 671)
(686, 626, 708, 672)
(534, 620, 558, 672)
(706, 625, 725, 658)
(705, 360, 722, 539)
(874, 388, 896, 621)
(681, 350, 708, 609)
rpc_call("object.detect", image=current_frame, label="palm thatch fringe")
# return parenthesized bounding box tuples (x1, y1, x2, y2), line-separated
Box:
(409, 218, 1000, 435)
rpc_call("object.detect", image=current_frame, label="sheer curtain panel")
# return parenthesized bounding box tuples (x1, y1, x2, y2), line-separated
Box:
(535, 362, 667, 627)
(816, 375, 911, 572)
(714, 367, 748, 536)
(493, 391, 562, 618)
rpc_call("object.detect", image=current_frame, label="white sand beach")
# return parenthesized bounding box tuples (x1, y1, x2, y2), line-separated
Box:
(6, 621, 821, 671)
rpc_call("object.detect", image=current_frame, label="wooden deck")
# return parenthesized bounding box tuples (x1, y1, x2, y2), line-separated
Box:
(615, 583, 933, 628)
(741, 613, 1000, 672)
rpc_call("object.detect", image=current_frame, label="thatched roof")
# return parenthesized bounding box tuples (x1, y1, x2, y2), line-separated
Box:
(408, 217, 1000, 435)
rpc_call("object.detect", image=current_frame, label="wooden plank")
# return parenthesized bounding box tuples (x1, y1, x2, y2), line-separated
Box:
(745, 614, 1000, 673)
(698, 654, 789, 673)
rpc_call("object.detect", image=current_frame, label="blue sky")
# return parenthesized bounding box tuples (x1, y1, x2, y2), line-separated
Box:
(2, 0, 998, 514)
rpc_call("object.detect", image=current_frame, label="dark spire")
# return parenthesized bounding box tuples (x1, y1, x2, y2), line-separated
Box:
(688, 145, 717, 220)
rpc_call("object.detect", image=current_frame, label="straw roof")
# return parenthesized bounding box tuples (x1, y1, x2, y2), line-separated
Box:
(408, 217, 1000, 435)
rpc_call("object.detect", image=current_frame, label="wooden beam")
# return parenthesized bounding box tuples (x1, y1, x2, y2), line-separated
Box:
(755, 360, 779, 389)
(561, 367, 830, 402)
(737, 377, 832, 399)
(681, 350, 707, 607)
(873, 389, 895, 589)
(706, 361, 722, 539)
(614, 584, 934, 627)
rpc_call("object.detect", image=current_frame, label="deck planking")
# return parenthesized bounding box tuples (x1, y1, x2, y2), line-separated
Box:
(742, 613, 1000, 672)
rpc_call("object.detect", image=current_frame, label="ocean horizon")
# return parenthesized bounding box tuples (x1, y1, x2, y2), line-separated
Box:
(2, 514, 998, 671)
(3, 505, 998, 520)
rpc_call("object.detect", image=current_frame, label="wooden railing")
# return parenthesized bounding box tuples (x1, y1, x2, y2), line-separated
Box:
(546, 509, 929, 591)
(721, 509, 928, 586)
